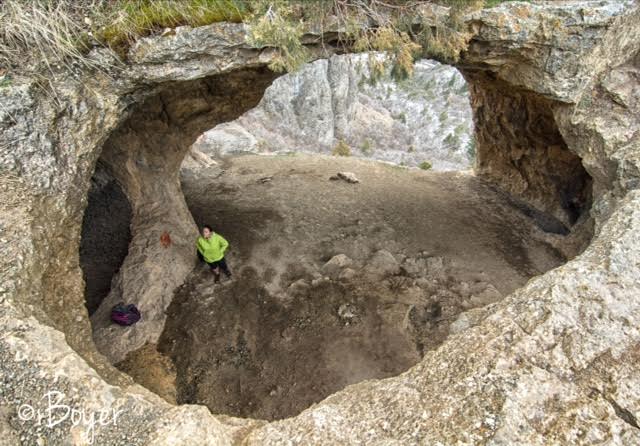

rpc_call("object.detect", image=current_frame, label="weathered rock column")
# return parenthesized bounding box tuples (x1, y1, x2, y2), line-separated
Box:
(90, 69, 279, 363)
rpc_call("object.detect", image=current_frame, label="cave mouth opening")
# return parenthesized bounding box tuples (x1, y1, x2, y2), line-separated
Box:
(78, 56, 594, 422)
(80, 162, 132, 316)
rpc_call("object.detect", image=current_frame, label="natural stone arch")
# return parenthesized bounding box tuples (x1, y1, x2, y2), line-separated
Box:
(89, 67, 279, 363)
(1, 2, 640, 444)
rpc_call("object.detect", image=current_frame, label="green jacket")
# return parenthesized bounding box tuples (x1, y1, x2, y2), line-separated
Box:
(196, 233, 229, 263)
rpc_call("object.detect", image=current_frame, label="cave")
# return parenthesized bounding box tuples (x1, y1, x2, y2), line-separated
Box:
(6, 2, 640, 443)
(80, 162, 132, 315)
(79, 57, 593, 421)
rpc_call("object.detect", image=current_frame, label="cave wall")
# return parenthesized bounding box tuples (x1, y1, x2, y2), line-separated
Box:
(463, 72, 592, 227)
(91, 67, 279, 363)
(80, 163, 132, 315)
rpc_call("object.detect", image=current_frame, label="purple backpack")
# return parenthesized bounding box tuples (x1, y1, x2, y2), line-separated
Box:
(111, 303, 141, 326)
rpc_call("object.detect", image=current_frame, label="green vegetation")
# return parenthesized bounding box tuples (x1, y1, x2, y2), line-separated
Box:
(444, 132, 460, 147)
(466, 139, 476, 159)
(484, 0, 530, 7)
(0, 75, 11, 88)
(256, 139, 270, 151)
(97, 0, 247, 55)
(361, 139, 372, 155)
(419, 161, 433, 170)
(0, 0, 247, 71)
(1, 0, 529, 76)
(245, 1, 310, 72)
(393, 111, 407, 124)
(439, 110, 448, 123)
(332, 139, 351, 157)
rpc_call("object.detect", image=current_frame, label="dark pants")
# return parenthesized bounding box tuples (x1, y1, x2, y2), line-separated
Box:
(197, 251, 231, 279)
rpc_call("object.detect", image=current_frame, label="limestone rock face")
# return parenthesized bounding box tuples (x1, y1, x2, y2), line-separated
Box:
(1, 1, 639, 444)
(192, 54, 475, 171)
(460, 0, 640, 225)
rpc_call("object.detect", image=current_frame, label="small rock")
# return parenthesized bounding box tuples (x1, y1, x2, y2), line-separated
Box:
(338, 304, 357, 320)
(258, 176, 273, 183)
(413, 278, 431, 288)
(453, 281, 472, 299)
(329, 172, 360, 184)
(449, 308, 487, 334)
(322, 254, 353, 277)
(425, 256, 446, 280)
(338, 268, 357, 281)
(365, 250, 400, 277)
(311, 277, 329, 287)
(469, 284, 502, 306)
(287, 279, 310, 296)
(401, 257, 427, 277)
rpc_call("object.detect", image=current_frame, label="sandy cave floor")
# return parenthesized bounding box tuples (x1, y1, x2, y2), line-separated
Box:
(118, 153, 566, 421)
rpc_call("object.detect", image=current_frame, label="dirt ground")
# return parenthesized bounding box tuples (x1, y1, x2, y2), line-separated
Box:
(116, 343, 177, 404)
(145, 153, 567, 421)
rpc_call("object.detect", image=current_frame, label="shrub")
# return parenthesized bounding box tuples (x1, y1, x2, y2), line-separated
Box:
(0, 75, 11, 88)
(361, 139, 372, 155)
(466, 139, 476, 159)
(419, 161, 432, 170)
(245, 0, 310, 72)
(256, 139, 270, 151)
(393, 111, 407, 124)
(444, 132, 460, 147)
(332, 140, 351, 157)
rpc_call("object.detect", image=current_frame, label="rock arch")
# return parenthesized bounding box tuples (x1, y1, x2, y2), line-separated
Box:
(1, 2, 639, 444)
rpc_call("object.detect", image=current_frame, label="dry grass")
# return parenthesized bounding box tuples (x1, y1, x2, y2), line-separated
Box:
(0, 0, 521, 75)
(332, 140, 352, 157)
(95, 0, 247, 55)
(0, 0, 247, 72)
(0, 1, 103, 72)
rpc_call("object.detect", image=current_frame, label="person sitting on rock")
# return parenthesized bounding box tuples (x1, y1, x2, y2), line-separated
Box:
(196, 225, 232, 283)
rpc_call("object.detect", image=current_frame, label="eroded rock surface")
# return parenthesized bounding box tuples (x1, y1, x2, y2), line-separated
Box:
(1, 1, 639, 444)
(193, 55, 474, 170)
(160, 153, 559, 421)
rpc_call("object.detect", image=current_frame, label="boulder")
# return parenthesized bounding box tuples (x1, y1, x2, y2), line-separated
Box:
(329, 172, 360, 184)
